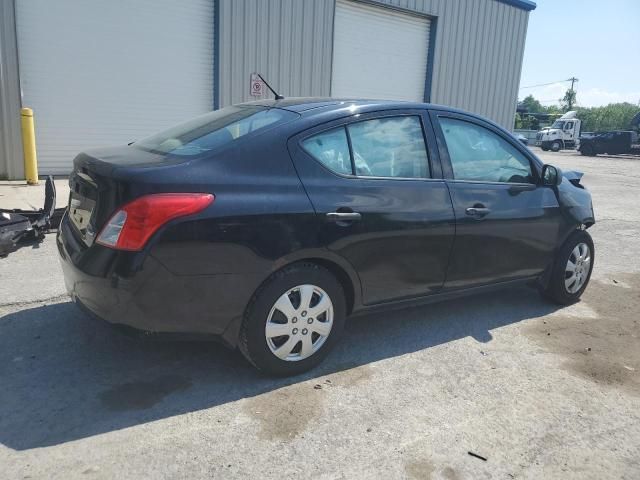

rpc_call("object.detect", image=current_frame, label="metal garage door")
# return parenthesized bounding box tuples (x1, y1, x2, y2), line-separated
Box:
(331, 0, 430, 102)
(15, 0, 213, 175)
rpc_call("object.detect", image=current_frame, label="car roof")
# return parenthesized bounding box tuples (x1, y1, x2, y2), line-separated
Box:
(242, 97, 433, 113)
(240, 97, 511, 138)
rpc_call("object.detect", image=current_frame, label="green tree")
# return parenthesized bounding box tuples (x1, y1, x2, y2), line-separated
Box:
(560, 89, 577, 111)
(543, 104, 562, 116)
(575, 103, 640, 132)
(520, 94, 544, 113)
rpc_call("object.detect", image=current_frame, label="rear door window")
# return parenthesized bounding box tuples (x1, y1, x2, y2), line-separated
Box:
(301, 127, 352, 175)
(347, 116, 429, 178)
(301, 115, 430, 179)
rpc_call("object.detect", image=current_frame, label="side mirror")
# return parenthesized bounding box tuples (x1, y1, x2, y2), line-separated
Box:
(542, 164, 563, 186)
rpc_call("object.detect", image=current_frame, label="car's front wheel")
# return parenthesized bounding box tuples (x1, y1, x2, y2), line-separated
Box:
(239, 262, 346, 376)
(540, 230, 594, 304)
(551, 140, 562, 152)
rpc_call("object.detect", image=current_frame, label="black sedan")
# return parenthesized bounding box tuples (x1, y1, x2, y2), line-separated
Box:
(58, 98, 596, 376)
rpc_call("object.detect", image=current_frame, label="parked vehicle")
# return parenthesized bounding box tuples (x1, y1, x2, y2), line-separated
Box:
(536, 111, 581, 151)
(58, 98, 596, 376)
(579, 130, 640, 156)
(516, 133, 529, 145)
(579, 112, 640, 156)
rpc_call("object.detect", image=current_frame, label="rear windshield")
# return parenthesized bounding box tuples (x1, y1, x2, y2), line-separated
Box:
(133, 106, 298, 156)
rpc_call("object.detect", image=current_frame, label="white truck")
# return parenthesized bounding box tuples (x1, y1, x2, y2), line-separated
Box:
(535, 111, 581, 152)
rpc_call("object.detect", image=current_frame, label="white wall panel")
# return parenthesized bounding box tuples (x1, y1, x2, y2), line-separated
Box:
(331, 0, 430, 102)
(15, 0, 214, 174)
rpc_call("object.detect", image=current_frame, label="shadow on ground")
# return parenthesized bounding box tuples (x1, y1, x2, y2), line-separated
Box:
(0, 286, 559, 450)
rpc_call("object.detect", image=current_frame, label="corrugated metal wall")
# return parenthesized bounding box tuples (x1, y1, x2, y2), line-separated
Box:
(0, 0, 23, 180)
(219, 0, 529, 129)
(218, 0, 335, 106)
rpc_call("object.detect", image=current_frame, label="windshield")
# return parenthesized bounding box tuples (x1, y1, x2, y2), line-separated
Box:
(551, 120, 565, 129)
(133, 106, 298, 156)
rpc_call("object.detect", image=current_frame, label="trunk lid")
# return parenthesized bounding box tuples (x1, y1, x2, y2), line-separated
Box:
(67, 145, 194, 247)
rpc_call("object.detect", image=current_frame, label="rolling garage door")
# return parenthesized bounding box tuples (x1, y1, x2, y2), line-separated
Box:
(15, 0, 213, 174)
(331, 0, 430, 102)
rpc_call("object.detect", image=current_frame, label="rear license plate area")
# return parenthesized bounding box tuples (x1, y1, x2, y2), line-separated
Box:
(68, 177, 97, 244)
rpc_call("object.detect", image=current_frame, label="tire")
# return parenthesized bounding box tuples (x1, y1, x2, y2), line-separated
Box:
(540, 230, 594, 305)
(551, 140, 562, 152)
(541, 146, 549, 151)
(581, 145, 596, 156)
(239, 262, 346, 376)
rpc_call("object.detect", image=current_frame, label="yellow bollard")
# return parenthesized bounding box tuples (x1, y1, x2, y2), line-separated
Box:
(21, 107, 39, 185)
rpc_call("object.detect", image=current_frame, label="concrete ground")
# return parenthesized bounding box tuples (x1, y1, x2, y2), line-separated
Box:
(0, 148, 639, 479)
(0, 178, 70, 210)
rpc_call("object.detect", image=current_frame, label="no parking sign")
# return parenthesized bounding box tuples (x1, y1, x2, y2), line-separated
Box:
(250, 73, 264, 96)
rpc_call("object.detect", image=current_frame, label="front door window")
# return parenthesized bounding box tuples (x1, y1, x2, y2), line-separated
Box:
(439, 117, 533, 184)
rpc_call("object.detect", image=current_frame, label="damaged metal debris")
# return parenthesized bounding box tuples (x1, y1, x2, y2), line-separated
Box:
(0, 176, 64, 257)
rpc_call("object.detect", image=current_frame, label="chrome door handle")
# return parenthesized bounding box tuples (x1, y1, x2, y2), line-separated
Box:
(326, 212, 362, 222)
(465, 207, 490, 217)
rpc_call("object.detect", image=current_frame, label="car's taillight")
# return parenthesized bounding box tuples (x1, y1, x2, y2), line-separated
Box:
(96, 193, 214, 251)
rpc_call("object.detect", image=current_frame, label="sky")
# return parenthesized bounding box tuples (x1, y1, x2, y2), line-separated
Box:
(519, 0, 640, 108)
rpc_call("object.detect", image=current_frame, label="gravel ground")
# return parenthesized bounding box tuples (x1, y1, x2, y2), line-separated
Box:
(0, 147, 639, 479)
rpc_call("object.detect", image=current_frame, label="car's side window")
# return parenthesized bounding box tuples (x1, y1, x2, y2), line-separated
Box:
(301, 127, 352, 175)
(347, 116, 429, 178)
(439, 117, 534, 184)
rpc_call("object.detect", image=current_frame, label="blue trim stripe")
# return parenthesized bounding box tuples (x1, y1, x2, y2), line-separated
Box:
(423, 17, 437, 103)
(495, 0, 536, 11)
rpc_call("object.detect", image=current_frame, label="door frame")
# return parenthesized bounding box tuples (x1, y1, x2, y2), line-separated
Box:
(427, 108, 564, 289)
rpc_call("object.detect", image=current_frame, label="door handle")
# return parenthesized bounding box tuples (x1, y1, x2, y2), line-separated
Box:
(465, 206, 490, 217)
(326, 211, 362, 222)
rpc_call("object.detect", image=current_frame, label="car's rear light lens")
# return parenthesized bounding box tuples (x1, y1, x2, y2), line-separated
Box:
(96, 193, 214, 251)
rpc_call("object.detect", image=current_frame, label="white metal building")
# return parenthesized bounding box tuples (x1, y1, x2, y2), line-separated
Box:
(0, 0, 536, 179)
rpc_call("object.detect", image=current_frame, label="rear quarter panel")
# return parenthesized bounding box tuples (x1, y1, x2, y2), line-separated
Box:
(149, 128, 319, 277)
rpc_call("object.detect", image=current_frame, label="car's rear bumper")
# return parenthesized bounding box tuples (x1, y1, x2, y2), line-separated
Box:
(56, 213, 260, 345)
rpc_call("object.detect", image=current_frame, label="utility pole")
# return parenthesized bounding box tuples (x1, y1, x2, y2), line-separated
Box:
(569, 77, 578, 91)
(567, 77, 578, 110)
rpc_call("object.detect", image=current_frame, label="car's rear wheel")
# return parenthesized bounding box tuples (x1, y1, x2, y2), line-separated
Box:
(540, 230, 594, 304)
(239, 262, 346, 376)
